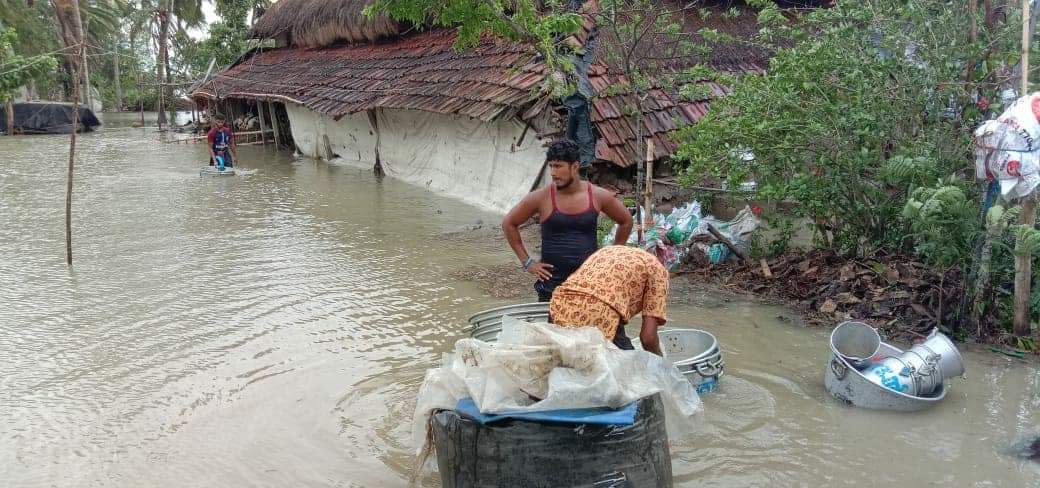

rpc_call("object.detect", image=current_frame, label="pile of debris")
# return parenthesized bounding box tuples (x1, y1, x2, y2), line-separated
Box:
(682, 249, 965, 341)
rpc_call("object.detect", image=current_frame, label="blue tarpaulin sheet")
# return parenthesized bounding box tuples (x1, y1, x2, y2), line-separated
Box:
(454, 398, 637, 426)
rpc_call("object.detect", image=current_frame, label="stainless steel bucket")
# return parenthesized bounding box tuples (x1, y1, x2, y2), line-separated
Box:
(659, 329, 724, 395)
(825, 342, 947, 411)
(829, 321, 881, 368)
(861, 355, 941, 397)
(908, 329, 965, 379)
(860, 329, 962, 396)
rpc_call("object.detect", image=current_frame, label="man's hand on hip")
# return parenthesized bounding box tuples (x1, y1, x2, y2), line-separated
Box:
(527, 261, 554, 281)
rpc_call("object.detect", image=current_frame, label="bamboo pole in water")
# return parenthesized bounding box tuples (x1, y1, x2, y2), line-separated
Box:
(5, 99, 13, 135)
(65, 0, 86, 266)
(137, 72, 144, 126)
(1014, 0, 1036, 336)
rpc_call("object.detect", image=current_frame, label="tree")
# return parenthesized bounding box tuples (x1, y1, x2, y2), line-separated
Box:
(675, 0, 1020, 256)
(366, 0, 584, 83)
(591, 0, 704, 235)
(51, 0, 87, 265)
(181, 0, 258, 74)
(135, 0, 202, 126)
(672, 0, 1040, 338)
(1, 0, 62, 98)
(0, 27, 59, 133)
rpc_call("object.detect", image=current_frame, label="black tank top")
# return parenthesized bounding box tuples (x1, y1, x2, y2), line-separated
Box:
(538, 183, 599, 294)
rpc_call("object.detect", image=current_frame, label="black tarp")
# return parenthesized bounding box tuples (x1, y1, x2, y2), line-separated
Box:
(431, 394, 673, 488)
(0, 102, 101, 134)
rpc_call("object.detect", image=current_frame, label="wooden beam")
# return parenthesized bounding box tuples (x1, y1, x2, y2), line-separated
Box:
(268, 101, 282, 149)
(256, 101, 268, 146)
(706, 223, 751, 265)
(644, 138, 655, 227)
(1014, 0, 1035, 337)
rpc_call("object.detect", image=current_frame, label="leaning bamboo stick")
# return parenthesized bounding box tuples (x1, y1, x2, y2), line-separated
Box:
(1014, 0, 1036, 337)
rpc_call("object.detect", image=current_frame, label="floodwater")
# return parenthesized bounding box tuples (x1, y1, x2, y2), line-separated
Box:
(1, 113, 1038, 487)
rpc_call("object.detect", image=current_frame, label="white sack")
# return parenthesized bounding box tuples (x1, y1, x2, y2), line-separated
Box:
(412, 316, 704, 456)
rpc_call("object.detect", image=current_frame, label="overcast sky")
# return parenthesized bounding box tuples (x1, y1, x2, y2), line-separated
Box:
(188, 1, 223, 40)
(189, 2, 260, 39)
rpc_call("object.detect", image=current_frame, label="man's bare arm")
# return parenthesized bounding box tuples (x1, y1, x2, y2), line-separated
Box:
(598, 188, 634, 245)
(502, 192, 553, 280)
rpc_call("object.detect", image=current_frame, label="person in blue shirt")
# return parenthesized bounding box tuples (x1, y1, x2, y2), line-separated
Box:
(207, 114, 238, 171)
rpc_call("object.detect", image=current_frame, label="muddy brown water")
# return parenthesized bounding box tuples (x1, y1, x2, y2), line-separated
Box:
(1, 113, 1038, 487)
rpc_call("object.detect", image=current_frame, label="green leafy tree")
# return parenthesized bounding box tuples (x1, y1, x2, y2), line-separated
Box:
(674, 0, 1020, 257)
(182, 0, 261, 75)
(1, 0, 62, 98)
(592, 0, 707, 228)
(1, 27, 59, 131)
(365, 0, 584, 85)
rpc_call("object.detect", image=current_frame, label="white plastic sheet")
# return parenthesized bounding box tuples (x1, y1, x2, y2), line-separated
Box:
(285, 104, 546, 212)
(412, 316, 703, 455)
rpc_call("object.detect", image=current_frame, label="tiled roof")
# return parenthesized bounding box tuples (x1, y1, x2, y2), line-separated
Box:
(577, 1, 767, 167)
(192, 29, 550, 122)
(588, 71, 733, 167)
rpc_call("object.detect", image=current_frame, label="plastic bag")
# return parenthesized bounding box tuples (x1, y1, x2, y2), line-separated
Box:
(694, 206, 760, 264)
(974, 93, 1040, 199)
(412, 317, 703, 457)
(601, 202, 760, 269)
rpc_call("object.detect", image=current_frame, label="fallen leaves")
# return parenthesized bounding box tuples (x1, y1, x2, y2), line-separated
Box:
(681, 249, 965, 341)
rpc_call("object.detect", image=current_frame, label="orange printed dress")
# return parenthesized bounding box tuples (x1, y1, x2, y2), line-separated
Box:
(549, 245, 669, 340)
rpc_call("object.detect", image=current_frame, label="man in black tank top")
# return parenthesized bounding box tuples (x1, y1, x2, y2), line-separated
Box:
(502, 139, 634, 302)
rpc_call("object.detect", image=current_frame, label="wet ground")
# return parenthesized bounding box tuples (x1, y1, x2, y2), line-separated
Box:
(1, 113, 1038, 487)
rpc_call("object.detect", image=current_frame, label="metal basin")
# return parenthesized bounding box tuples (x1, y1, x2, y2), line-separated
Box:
(467, 302, 549, 342)
(824, 342, 947, 411)
(829, 321, 881, 369)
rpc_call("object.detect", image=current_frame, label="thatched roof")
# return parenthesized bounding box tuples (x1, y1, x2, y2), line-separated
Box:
(248, 0, 402, 48)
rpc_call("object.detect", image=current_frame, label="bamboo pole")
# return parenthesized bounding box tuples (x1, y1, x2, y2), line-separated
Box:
(174, 129, 272, 142)
(1014, 0, 1036, 336)
(5, 99, 13, 135)
(268, 101, 281, 149)
(971, 0, 979, 43)
(66, 0, 86, 266)
(256, 101, 268, 146)
(644, 138, 654, 227)
(137, 72, 144, 126)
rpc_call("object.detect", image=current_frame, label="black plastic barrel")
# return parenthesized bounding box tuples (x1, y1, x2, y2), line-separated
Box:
(431, 394, 672, 488)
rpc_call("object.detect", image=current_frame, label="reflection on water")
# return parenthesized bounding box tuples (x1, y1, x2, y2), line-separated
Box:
(1, 113, 1038, 487)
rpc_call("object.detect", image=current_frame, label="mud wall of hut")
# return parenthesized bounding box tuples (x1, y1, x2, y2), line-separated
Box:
(285, 104, 547, 213)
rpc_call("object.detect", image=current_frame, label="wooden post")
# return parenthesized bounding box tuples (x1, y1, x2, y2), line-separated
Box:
(1014, 0, 1036, 337)
(5, 99, 13, 135)
(970, 0, 978, 43)
(137, 72, 144, 126)
(268, 101, 281, 149)
(706, 223, 751, 264)
(256, 100, 268, 146)
(1024, 0, 1031, 97)
(66, 0, 86, 266)
(644, 138, 655, 227)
